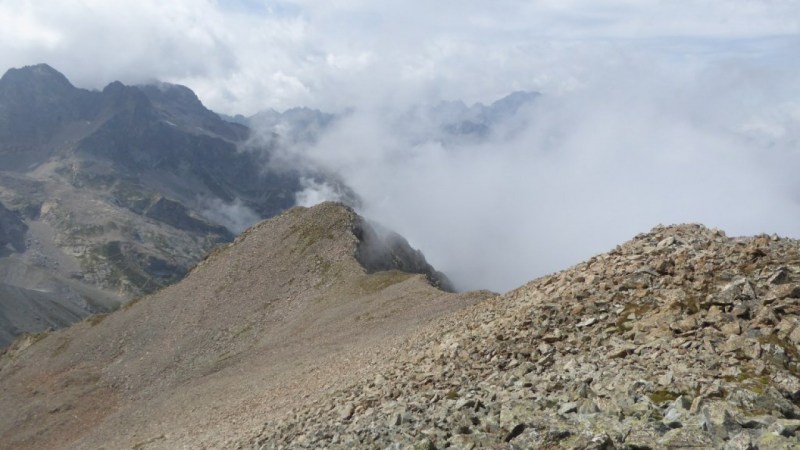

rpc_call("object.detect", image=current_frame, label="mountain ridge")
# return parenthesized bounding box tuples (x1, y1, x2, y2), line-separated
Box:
(0, 202, 489, 449)
(2, 203, 800, 448)
(4, 210, 799, 449)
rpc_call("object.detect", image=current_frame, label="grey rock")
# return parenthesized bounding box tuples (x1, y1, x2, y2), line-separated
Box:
(557, 401, 578, 415)
(246, 224, 800, 450)
(338, 403, 354, 421)
(768, 418, 800, 437)
(724, 431, 756, 450)
(767, 268, 790, 285)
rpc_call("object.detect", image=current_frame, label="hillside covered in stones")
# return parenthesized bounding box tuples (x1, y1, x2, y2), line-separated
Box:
(0, 203, 488, 449)
(2, 202, 800, 449)
(247, 224, 800, 449)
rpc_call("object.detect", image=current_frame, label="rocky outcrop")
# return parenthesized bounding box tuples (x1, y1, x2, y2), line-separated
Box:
(138, 82, 249, 141)
(143, 195, 232, 238)
(250, 224, 800, 449)
(354, 218, 454, 292)
(0, 202, 26, 255)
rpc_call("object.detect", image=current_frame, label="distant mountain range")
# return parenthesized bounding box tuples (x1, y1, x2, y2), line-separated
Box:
(229, 90, 539, 146)
(429, 90, 540, 141)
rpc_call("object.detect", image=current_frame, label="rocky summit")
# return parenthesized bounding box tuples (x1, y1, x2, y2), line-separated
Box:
(246, 224, 800, 449)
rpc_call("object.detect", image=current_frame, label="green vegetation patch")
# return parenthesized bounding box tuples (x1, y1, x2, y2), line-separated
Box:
(358, 270, 413, 294)
(64, 223, 106, 239)
(759, 333, 800, 361)
(445, 389, 460, 400)
(80, 241, 162, 294)
(725, 369, 773, 395)
(111, 181, 155, 214)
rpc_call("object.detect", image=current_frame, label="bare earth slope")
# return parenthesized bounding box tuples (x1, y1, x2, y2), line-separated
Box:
(247, 224, 800, 449)
(0, 202, 490, 449)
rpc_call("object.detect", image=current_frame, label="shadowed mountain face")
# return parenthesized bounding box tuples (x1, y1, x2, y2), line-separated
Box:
(354, 218, 453, 291)
(0, 202, 26, 255)
(0, 64, 92, 147)
(0, 202, 488, 449)
(0, 64, 338, 343)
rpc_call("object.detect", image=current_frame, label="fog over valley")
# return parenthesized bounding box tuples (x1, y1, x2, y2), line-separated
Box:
(267, 60, 800, 291)
(2, 0, 799, 291)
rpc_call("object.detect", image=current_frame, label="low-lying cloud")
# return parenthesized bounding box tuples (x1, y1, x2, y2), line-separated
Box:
(294, 178, 347, 207)
(199, 197, 261, 234)
(277, 55, 800, 293)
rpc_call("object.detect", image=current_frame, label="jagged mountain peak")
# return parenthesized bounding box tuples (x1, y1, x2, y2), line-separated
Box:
(98, 80, 153, 112)
(138, 81, 247, 140)
(0, 64, 92, 145)
(0, 63, 74, 91)
(139, 81, 201, 104)
(485, 89, 539, 117)
(137, 81, 212, 120)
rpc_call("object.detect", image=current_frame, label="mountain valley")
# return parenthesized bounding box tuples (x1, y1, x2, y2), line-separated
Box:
(0, 64, 340, 344)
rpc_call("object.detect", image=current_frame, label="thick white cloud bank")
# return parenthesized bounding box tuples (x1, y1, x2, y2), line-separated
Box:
(2, 0, 800, 292)
(284, 56, 800, 292)
(1, 0, 798, 114)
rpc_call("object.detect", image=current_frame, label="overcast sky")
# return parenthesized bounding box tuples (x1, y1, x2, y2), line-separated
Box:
(1, 0, 798, 114)
(2, 1, 800, 292)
